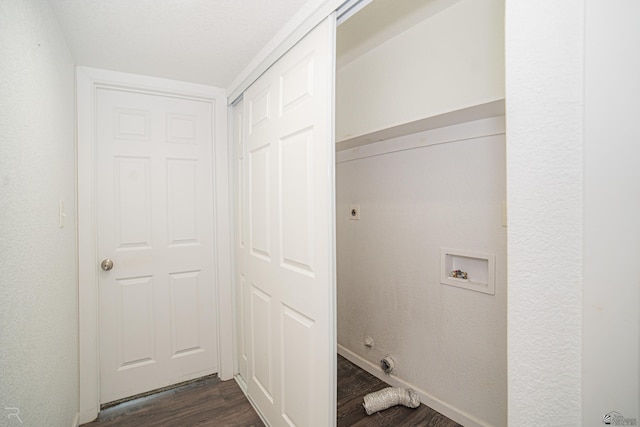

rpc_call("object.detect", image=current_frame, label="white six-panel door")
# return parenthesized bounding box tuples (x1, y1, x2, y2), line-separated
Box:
(242, 17, 336, 427)
(96, 88, 218, 403)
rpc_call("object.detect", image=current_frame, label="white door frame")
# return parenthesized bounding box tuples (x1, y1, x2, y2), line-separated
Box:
(77, 67, 233, 423)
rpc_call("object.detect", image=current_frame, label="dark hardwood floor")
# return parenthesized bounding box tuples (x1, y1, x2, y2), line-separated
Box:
(82, 356, 461, 427)
(81, 376, 264, 427)
(337, 355, 462, 427)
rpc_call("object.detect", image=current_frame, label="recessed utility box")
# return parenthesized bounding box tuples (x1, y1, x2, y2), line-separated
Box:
(440, 248, 495, 295)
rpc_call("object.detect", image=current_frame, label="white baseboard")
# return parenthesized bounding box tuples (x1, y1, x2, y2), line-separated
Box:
(72, 412, 80, 427)
(337, 344, 491, 427)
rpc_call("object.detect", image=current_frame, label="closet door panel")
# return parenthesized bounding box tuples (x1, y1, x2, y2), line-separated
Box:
(242, 16, 336, 427)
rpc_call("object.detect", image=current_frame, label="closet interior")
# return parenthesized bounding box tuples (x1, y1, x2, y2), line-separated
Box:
(335, 1, 507, 426)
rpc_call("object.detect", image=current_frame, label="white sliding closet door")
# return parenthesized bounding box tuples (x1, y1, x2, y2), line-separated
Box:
(242, 16, 336, 427)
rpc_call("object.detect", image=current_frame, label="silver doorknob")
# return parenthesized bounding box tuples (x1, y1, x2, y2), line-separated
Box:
(101, 259, 114, 271)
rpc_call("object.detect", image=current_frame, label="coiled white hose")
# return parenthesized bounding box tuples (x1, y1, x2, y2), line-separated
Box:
(362, 387, 420, 415)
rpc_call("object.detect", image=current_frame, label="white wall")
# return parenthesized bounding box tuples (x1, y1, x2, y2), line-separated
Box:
(336, 0, 504, 143)
(583, 0, 640, 424)
(337, 120, 507, 426)
(506, 1, 585, 425)
(507, 1, 640, 425)
(0, 1, 79, 426)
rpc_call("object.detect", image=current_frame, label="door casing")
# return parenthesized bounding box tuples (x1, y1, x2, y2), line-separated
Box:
(77, 67, 232, 423)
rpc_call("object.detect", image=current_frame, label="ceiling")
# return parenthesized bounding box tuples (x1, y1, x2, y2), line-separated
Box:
(48, 0, 453, 91)
(48, 0, 309, 89)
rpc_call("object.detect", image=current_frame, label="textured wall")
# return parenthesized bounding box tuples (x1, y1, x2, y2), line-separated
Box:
(583, 1, 640, 424)
(505, 1, 584, 425)
(0, 1, 78, 426)
(337, 126, 507, 426)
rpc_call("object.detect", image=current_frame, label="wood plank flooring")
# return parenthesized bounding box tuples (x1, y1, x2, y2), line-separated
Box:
(337, 355, 462, 427)
(82, 355, 461, 427)
(81, 376, 264, 427)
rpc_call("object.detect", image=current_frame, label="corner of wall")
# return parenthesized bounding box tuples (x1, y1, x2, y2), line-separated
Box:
(0, 0, 79, 426)
(505, 2, 584, 425)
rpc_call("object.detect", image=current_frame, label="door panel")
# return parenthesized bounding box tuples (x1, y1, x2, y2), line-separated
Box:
(169, 271, 203, 357)
(116, 275, 155, 369)
(281, 304, 315, 426)
(251, 284, 274, 400)
(280, 129, 315, 275)
(166, 159, 198, 244)
(114, 157, 151, 248)
(97, 89, 218, 403)
(249, 144, 272, 261)
(242, 16, 336, 427)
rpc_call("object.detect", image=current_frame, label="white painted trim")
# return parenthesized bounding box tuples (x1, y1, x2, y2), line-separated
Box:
(77, 66, 232, 422)
(213, 79, 234, 383)
(336, 0, 373, 25)
(227, 102, 239, 379)
(77, 67, 100, 424)
(336, 116, 505, 163)
(226, 0, 348, 103)
(337, 344, 489, 427)
(336, 99, 504, 149)
(72, 412, 80, 427)
(327, 13, 339, 427)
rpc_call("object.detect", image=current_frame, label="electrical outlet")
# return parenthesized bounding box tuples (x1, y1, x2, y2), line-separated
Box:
(349, 204, 360, 220)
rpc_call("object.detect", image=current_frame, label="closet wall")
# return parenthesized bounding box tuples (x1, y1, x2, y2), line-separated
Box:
(336, 1, 506, 426)
(336, 0, 504, 143)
